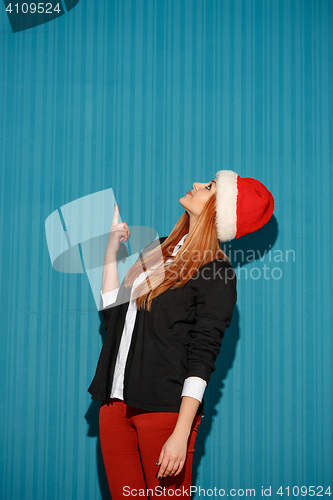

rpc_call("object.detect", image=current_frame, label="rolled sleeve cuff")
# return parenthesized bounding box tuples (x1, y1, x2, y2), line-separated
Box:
(181, 376, 207, 403)
(101, 287, 119, 309)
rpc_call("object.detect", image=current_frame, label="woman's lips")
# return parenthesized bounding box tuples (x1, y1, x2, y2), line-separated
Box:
(187, 191, 193, 196)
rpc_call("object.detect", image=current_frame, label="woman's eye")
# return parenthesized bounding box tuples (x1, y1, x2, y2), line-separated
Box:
(205, 183, 212, 190)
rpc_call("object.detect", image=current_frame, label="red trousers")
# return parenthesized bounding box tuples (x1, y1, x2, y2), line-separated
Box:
(99, 398, 202, 499)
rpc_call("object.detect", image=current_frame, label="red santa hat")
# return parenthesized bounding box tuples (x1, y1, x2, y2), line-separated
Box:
(215, 170, 275, 242)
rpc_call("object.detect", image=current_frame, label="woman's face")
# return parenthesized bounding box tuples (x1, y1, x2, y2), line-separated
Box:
(179, 178, 217, 217)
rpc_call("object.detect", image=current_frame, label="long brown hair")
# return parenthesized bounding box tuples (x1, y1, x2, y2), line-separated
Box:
(123, 193, 230, 311)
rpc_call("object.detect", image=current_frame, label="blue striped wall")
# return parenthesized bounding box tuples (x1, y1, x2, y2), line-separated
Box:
(0, 0, 332, 499)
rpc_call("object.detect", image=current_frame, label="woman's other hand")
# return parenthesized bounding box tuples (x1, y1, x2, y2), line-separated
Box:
(156, 395, 201, 479)
(106, 203, 130, 255)
(156, 430, 189, 479)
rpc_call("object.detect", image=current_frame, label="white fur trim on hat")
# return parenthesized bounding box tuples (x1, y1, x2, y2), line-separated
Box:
(215, 170, 238, 242)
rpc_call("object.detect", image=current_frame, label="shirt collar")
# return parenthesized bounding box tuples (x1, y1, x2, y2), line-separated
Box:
(171, 233, 189, 256)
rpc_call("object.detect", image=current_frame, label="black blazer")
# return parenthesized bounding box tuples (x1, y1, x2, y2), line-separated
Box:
(88, 236, 237, 416)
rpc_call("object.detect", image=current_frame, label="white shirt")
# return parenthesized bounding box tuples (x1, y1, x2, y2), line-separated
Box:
(101, 234, 207, 403)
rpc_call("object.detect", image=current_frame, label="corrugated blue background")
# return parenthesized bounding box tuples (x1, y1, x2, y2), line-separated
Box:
(1, 0, 332, 499)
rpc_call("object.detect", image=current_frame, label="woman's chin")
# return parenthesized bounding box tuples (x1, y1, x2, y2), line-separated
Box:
(179, 196, 186, 207)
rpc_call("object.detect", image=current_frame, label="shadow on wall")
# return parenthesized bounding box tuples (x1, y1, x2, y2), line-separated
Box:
(85, 216, 278, 498)
(85, 400, 111, 500)
(192, 215, 278, 484)
(222, 215, 278, 268)
(191, 305, 240, 486)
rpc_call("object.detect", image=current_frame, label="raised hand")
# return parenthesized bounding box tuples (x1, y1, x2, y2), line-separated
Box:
(106, 203, 131, 256)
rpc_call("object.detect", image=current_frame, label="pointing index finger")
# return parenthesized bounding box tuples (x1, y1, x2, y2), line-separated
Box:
(112, 203, 119, 227)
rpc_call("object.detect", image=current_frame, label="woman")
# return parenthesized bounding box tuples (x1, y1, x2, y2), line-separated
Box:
(88, 170, 275, 498)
